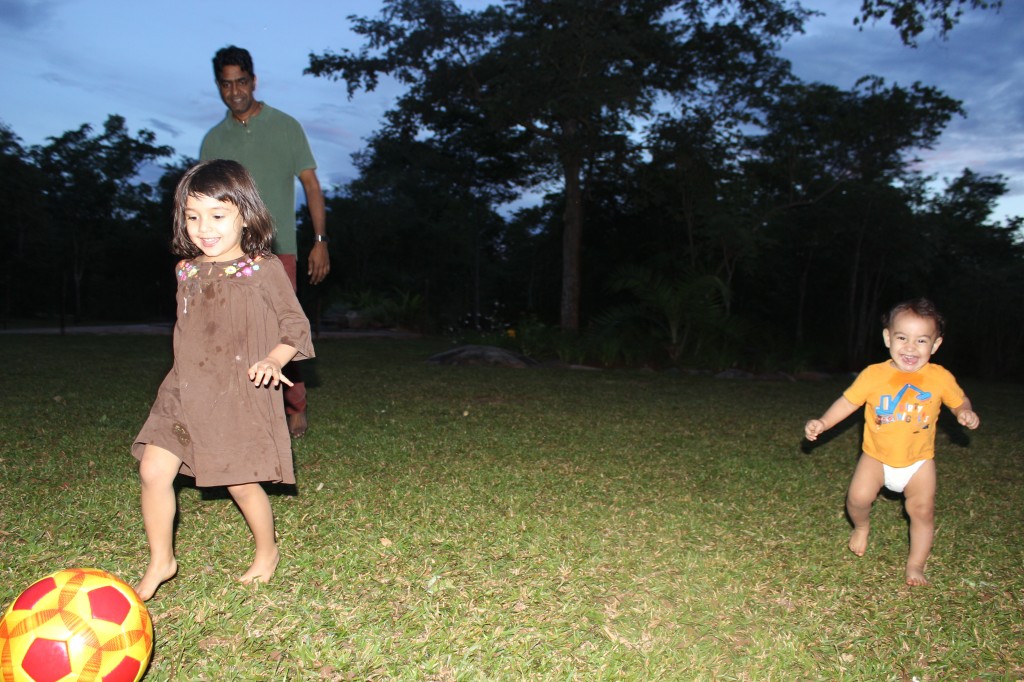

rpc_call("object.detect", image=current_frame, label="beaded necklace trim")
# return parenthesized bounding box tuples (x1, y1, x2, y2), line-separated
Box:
(178, 257, 263, 314)
(177, 257, 262, 281)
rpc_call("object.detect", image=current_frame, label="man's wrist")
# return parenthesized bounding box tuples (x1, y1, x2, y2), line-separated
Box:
(313, 234, 329, 244)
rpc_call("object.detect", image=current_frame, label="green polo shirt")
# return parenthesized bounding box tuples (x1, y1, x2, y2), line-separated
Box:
(200, 103, 317, 256)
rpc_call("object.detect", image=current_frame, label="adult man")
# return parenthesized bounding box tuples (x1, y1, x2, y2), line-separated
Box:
(201, 45, 329, 439)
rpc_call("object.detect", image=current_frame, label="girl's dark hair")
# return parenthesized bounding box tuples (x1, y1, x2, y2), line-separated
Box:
(882, 297, 945, 337)
(170, 159, 275, 259)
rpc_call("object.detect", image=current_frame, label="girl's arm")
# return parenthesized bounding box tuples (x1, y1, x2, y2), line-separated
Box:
(248, 343, 299, 388)
(805, 396, 860, 441)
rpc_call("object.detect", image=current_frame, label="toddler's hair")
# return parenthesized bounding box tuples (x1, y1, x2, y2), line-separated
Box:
(882, 298, 945, 337)
(170, 159, 275, 259)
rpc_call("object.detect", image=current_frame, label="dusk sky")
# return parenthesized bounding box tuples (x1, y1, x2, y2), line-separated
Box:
(1, 0, 1021, 221)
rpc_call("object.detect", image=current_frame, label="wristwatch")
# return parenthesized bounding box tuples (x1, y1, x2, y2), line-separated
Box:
(314, 234, 330, 243)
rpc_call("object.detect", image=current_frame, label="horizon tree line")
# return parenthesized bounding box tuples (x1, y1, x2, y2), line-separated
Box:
(1, 0, 1018, 377)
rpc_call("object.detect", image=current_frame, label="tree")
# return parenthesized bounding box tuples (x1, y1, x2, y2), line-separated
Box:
(320, 128, 511, 327)
(742, 77, 963, 367)
(856, 0, 1003, 46)
(923, 170, 1024, 377)
(30, 115, 172, 322)
(0, 123, 47, 321)
(308, 0, 809, 331)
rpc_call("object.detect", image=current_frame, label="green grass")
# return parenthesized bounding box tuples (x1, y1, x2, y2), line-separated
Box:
(1, 335, 1022, 680)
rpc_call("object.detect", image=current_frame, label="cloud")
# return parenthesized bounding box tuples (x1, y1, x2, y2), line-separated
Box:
(779, 0, 1024, 219)
(38, 70, 75, 87)
(146, 118, 183, 139)
(0, 0, 58, 29)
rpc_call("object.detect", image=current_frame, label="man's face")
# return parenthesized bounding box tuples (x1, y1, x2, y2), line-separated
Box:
(216, 65, 258, 119)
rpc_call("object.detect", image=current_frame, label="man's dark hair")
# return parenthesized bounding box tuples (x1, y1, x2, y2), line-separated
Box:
(883, 298, 946, 337)
(212, 45, 254, 79)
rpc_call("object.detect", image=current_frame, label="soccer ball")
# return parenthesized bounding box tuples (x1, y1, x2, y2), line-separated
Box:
(0, 568, 153, 682)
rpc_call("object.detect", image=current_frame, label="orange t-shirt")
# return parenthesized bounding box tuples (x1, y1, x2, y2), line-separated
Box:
(842, 361, 966, 467)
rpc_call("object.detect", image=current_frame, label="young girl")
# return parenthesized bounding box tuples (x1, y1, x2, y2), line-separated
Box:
(132, 159, 314, 601)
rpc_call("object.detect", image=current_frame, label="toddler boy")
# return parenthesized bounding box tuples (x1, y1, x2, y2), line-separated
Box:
(805, 298, 979, 586)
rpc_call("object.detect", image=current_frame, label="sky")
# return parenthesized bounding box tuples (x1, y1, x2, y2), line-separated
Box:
(1, 0, 1021, 222)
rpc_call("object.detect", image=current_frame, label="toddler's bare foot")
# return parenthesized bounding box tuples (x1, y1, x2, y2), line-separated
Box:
(905, 565, 929, 586)
(135, 558, 177, 601)
(239, 548, 280, 585)
(848, 528, 869, 557)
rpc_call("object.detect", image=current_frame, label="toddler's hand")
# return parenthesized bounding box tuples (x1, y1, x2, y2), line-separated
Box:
(804, 419, 825, 441)
(248, 358, 294, 388)
(957, 409, 980, 430)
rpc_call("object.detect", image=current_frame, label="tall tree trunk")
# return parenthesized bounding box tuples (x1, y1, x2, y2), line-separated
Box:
(72, 235, 84, 323)
(560, 147, 584, 332)
(846, 218, 867, 368)
(795, 249, 813, 345)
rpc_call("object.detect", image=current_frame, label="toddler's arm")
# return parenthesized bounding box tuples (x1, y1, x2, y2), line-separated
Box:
(248, 344, 299, 388)
(952, 397, 980, 430)
(805, 396, 859, 441)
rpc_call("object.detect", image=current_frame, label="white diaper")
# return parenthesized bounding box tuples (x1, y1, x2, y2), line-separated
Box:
(882, 459, 927, 493)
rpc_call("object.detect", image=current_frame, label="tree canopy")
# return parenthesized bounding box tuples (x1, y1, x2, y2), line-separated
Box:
(856, 0, 1003, 46)
(308, 0, 810, 331)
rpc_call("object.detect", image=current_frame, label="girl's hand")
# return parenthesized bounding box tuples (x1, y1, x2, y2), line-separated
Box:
(248, 358, 294, 388)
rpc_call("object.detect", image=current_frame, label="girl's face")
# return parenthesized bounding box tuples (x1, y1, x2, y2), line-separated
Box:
(185, 194, 246, 262)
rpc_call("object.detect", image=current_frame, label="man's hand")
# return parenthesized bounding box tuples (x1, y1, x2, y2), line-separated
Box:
(308, 241, 330, 285)
(298, 167, 329, 285)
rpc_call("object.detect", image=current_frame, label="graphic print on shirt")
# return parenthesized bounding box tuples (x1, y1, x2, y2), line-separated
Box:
(875, 384, 932, 428)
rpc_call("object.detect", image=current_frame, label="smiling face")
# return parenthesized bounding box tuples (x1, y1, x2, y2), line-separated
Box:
(216, 64, 259, 120)
(185, 193, 246, 262)
(882, 310, 943, 373)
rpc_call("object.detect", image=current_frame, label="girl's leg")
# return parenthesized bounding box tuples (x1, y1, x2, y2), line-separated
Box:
(226, 482, 280, 584)
(136, 444, 182, 601)
(902, 460, 936, 586)
(846, 453, 884, 557)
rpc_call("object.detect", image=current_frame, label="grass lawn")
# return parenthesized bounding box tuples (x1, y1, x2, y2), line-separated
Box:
(1, 335, 1022, 681)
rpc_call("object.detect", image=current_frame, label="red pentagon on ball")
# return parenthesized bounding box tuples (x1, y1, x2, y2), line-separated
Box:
(87, 587, 131, 625)
(10, 578, 58, 612)
(20, 638, 71, 682)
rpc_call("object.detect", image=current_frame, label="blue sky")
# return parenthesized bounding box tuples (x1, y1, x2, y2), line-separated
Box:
(1, 0, 1021, 221)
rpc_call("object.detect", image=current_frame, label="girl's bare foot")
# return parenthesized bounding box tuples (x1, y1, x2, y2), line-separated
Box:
(239, 548, 280, 585)
(905, 565, 929, 586)
(135, 558, 178, 601)
(848, 528, 869, 557)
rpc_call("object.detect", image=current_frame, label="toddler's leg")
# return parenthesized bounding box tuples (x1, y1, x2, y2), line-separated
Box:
(136, 444, 181, 601)
(227, 482, 280, 584)
(846, 454, 884, 557)
(902, 460, 936, 586)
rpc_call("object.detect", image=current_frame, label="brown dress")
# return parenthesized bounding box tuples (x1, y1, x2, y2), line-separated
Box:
(132, 254, 313, 487)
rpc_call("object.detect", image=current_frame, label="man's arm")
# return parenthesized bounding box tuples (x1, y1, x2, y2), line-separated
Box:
(299, 167, 330, 285)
